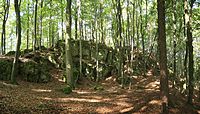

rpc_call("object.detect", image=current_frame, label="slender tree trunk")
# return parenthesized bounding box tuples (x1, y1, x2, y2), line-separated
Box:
(26, 0, 29, 49)
(185, 0, 195, 105)
(48, 0, 52, 47)
(75, 7, 78, 40)
(172, 0, 177, 87)
(131, 1, 135, 68)
(183, 0, 188, 83)
(140, 0, 146, 76)
(48, 16, 51, 48)
(116, 0, 124, 88)
(50, 0, 54, 47)
(100, 1, 104, 44)
(65, 0, 73, 87)
(157, 0, 169, 113)
(140, 0, 145, 55)
(95, 7, 99, 82)
(39, 0, 43, 50)
(79, 23, 82, 79)
(78, 0, 82, 79)
(136, 0, 139, 49)
(1, 0, 10, 55)
(1, 22, 6, 55)
(126, 0, 130, 46)
(61, 0, 64, 40)
(52, 22, 55, 47)
(84, 23, 87, 40)
(11, 0, 21, 84)
(33, 0, 38, 52)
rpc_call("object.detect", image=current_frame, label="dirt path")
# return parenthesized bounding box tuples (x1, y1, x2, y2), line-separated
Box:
(0, 70, 199, 114)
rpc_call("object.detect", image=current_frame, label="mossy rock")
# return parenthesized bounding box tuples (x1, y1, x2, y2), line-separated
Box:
(117, 76, 132, 85)
(0, 58, 13, 80)
(5, 51, 16, 56)
(71, 47, 79, 57)
(101, 65, 113, 78)
(20, 60, 38, 82)
(40, 46, 47, 50)
(21, 49, 33, 56)
(20, 60, 51, 83)
(62, 85, 72, 94)
(92, 84, 104, 91)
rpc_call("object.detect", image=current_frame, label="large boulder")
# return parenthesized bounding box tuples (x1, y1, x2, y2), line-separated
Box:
(19, 57, 51, 83)
(0, 56, 13, 80)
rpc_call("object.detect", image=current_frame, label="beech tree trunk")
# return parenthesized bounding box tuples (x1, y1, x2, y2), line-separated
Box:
(185, 0, 195, 105)
(157, 0, 169, 113)
(65, 0, 73, 87)
(39, 0, 43, 50)
(172, 0, 177, 87)
(33, 0, 38, 52)
(26, 0, 29, 49)
(11, 0, 21, 84)
(61, 0, 64, 40)
(1, 0, 10, 55)
(116, 0, 124, 87)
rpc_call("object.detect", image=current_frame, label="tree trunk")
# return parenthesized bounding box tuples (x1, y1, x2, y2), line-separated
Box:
(136, 0, 139, 49)
(183, 0, 188, 85)
(33, 0, 38, 52)
(116, 0, 124, 88)
(75, 6, 78, 40)
(95, 7, 99, 82)
(185, 0, 195, 105)
(65, 0, 73, 88)
(79, 22, 82, 79)
(52, 22, 55, 47)
(157, 0, 169, 113)
(140, 0, 145, 55)
(48, 0, 52, 47)
(1, 0, 10, 55)
(61, 0, 64, 40)
(172, 0, 177, 87)
(11, 0, 21, 84)
(26, 0, 29, 49)
(39, 0, 43, 50)
(100, 1, 104, 44)
(131, 1, 135, 68)
(78, 0, 82, 79)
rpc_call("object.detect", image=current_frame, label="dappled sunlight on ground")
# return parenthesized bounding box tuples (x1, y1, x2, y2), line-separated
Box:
(74, 90, 97, 94)
(56, 97, 103, 103)
(148, 100, 161, 105)
(32, 89, 52, 93)
(96, 106, 115, 113)
(1, 69, 200, 113)
(145, 80, 160, 89)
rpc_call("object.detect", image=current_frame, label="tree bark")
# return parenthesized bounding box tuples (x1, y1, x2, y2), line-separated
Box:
(172, 0, 177, 87)
(116, 0, 124, 87)
(65, 0, 73, 87)
(136, 0, 139, 49)
(77, 0, 82, 79)
(100, 0, 104, 44)
(26, 0, 29, 49)
(39, 0, 43, 50)
(33, 0, 38, 52)
(75, 6, 78, 40)
(11, 0, 21, 84)
(131, 1, 135, 68)
(1, 0, 10, 55)
(185, 0, 195, 105)
(157, 0, 169, 113)
(61, 0, 64, 40)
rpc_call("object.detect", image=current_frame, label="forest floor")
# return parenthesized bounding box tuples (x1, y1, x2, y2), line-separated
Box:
(0, 69, 200, 114)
